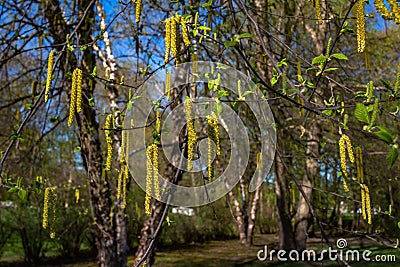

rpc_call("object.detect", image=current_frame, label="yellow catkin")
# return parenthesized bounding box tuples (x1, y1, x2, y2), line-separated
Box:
(153, 145, 160, 200)
(184, 98, 197, 170)
(105, 114, 114, 171)
(164, 18, 171, 64)
(42, 187, 51, 229)
(394, 70, 400, 95)
(166, 71, 171, 100)
(50, 187, 56, 239)
(207, 112, 220, 180)
(164, 14, 190, 65)
(364, 184, 372, 224)
(75, 188, 80, 204)
(339, 134, 354, 191)
(208, 112, 220, 156)
(315, 0, 323, 24)
(355, 0, 366, 53)
(75, 68, 83, 113)
(180, 16, 190, 46)
(117, 167, 123, 200)
(356, 147, 367, 220)
(43, 187, 56, 238)
(145, 145, 153, 215)
(375, 0, 394, 20)
(68, 69, 78, 127)
(135, 0, 142, 23)
(175, 16, 181, 64)
(370, 99, 379, 126)
(120, 130, 126, 164)
(122, 164, 129, 209)
(361, 184, 367, 220)
(388, 0, 400, 24)
(156, 110, 161, 134)
(45, 51, 54, 103)
(207, 136, 213, 180)
(170, 16, 179, 63)
(207, 115, 214, 180)
(342, 176, 349, 192)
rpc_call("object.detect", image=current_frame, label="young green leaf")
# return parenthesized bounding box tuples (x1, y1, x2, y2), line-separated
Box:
(354, 103, 370, 124)
(213, 103, 222, 116)
(375, 126, 394, 144)
(224, 40, 236, 48)
(330, 53, 348, 61)
(324, 67, 339, 73)
(387, 144, 398, 167)
(312, 55, 328, 65)
(322, 109, 333, 116)
(18, 189, 27, 200)
(236, 33, 252, 41)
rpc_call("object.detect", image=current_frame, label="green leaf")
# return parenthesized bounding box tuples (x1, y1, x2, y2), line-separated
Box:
(198, 25, 211, 31)
(201, 0, 212, 7)
(18, 189, 27, 200)
(397, 221, 400, 230)
(354, 103, 370, 124)
(217, 90, 229, 98)
(312, 55, 328, 65)
(224, 40, 236, 48)
(8, 187, 18, 193)
(242, 90, 253, 97)
(131, 95, 142, 101)
(305, 81, 315, 88)
(91, 66, 97, 77)
(322, 109, 333, 116)
(213, 103, 222, 116)
(67, 44, 74, 52)
(236, 33, 252, 41)
(127, 101, 133, 111)
(324, 67, 338, 72)
(306, 67, 319, 72)
(330, 53, 348, 61)
(277, 58, 288, 67)
(271, 76, 278, 86)
(375, 126, 394, 144)
(286, 89, 300, 94)
(387, 144, 398, 167)
(73, 146, 81, 153)
(339, 122, 348, 130)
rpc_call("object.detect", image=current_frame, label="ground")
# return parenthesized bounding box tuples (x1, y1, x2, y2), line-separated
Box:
(1, 234, 399, 266)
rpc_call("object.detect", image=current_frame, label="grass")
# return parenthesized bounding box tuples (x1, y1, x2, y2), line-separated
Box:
(1, 234, 399, 266)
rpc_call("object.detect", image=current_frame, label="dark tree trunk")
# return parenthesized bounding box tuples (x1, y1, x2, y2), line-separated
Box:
(294, 122, 319, 251)
(44, 1, 122, 266)
(274, 153, 296, 251)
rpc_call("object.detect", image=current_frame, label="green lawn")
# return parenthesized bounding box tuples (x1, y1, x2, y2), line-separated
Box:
(1, 234, 398, 266)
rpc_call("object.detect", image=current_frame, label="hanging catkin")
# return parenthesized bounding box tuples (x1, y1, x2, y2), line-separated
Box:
(184, 98, 197, 170)
(45, 51, 54, 103)
(315, 0, 323, 24)
(42, 187, 57, 238)
(355, 0, 366, 53)
(339, 134, 354, 191)
(104, 114, 114, 171)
